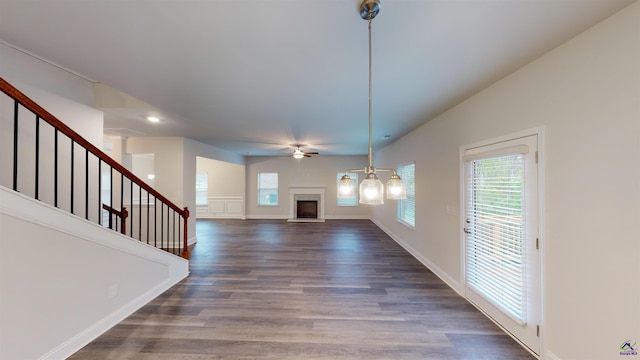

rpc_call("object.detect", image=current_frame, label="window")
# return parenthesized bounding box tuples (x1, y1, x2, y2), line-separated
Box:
(195, 173, 208, 205)
(336, 172, 358, 206)
(396, 163, 415, 227)
(258, 173, 278, 205)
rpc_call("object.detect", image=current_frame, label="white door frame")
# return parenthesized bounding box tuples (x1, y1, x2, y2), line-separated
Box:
(459, 126, 546, 357)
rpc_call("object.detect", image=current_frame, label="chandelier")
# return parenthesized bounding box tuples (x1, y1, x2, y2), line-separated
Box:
(338, 0, 406, 205)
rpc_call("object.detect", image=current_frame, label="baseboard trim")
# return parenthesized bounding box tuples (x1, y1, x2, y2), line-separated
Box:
(369, 217, 462, 295)
(545, 351, 560, 360)
(41, 277, 183, 360)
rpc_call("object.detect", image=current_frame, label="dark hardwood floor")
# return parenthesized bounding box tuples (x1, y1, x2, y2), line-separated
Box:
(70, 219, 535, 359)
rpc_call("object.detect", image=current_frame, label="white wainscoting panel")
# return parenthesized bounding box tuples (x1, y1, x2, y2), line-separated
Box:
(196, 196, 244, 219)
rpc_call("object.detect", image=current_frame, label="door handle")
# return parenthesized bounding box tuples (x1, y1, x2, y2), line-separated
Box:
(464, 227, 471, 234)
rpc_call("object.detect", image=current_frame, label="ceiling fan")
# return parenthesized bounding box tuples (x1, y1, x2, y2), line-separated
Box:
(292, 146, 318, 159)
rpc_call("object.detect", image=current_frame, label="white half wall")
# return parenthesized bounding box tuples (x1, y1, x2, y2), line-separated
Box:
(0, 187, 189, 360)
(372, 3, 640, 359)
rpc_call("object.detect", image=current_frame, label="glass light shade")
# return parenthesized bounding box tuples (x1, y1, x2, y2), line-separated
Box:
(359, 173, 384, 205)
(386, 174, 406, 200)
(293, 149, 304, 159)
(338, 175, 355, 198)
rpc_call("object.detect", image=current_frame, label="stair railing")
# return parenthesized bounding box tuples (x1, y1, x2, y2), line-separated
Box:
(0, 77, 190, 259)
(102, 203, 128, 235)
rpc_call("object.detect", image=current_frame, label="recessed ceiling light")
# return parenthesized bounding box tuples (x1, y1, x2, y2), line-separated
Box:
(147, 116, 160, 123)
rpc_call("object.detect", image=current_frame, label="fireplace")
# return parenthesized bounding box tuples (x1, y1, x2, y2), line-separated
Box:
(288, 187, 325, 222)
(296, 200, 318, 219)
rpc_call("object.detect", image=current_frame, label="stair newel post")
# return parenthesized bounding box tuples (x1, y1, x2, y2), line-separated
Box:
(121, 207, 128, 235)
(181, 207, 190, 259)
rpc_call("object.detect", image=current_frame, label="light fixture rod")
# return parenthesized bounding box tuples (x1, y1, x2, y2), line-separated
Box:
(367, 19, 373, 170)
(338, 0, 405, 204)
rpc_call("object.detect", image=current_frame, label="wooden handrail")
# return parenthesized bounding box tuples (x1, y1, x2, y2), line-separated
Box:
(102, 203, 127, 219)
(0, 77, 189, 258)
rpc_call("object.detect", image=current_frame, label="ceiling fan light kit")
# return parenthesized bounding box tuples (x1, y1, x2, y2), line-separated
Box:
(293, 148, 305, 159)
(339, 0, 406, 205)
(291, 145, 318, 159)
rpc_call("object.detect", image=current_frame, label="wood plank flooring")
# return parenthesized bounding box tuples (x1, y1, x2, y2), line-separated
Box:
(69, 219, 535, 359)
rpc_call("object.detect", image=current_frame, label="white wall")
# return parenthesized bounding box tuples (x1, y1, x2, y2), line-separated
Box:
(196, 156, 245, 218)
(245, 155, 371, 219)
(0, 42, 94, 107)
(0, 188, 188, 360)
(132, 154, 156, 188)
(197, 156, 245, 197)
(372, 2, 640, 359)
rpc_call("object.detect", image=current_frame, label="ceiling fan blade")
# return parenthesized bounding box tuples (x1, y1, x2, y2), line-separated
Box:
(304, 154, 312, 157)
(304, 152, 319, 155)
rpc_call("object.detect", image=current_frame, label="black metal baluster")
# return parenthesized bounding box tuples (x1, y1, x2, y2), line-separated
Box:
(12, 100, 18, 192)
(85, 149, 89, 220)
(98, 160, 102, 225)
(54, 129, 58, 207)
(35, 115, 40, 199)
(173, 210, 176, 254)
(178, 216, 182, 257)
(109, 166, 113, 229)
(139, 185, 142, 241)
(70, 140, 74, 214)
(146, 191, 150, 245)
(160, 203, 164, 251)
(154, 197, 157, 247)
(130, 178, 133, 237)
(120, 172, 124, 231)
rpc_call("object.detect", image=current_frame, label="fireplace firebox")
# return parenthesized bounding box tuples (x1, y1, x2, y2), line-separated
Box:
(296, 200, 318, 219)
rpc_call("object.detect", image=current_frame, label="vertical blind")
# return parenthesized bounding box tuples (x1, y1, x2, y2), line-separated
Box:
(465, 153, 527, 324)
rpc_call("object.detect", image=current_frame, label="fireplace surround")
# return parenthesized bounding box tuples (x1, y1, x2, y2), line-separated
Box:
(288, 187, 325, 222)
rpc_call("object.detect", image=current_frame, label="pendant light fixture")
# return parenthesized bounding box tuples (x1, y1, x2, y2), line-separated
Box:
(338, 0, 406, 205)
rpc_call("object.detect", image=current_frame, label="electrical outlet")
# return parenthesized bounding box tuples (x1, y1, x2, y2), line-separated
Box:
(108, 284, 118, 299)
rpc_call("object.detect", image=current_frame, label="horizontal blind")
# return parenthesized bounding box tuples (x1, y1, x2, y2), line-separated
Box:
(466, 154, 526, 324)
(397, 163, 415, 226)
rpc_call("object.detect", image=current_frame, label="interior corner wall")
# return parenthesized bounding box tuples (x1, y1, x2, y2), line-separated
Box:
(244, 155, 370, 219)
(195, 156, 246, 219)
(372, 2, 640, 359)
(184, 138, 246, 238)
(126, 137, 245, 243)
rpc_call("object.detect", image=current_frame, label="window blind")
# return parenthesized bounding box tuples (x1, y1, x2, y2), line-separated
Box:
(465, 154, 526, 324)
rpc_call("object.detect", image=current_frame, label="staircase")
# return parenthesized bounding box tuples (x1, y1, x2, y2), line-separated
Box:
(0, 77, 190, 359)
(0, 77, 190, 258)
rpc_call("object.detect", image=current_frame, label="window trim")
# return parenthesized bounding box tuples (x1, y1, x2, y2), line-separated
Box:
(257, 172, 279, 206)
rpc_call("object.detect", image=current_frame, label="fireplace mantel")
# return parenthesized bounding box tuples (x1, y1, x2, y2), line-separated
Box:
(288, 187, 325, 222)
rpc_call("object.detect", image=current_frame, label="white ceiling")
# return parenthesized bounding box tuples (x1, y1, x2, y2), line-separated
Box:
(0, 0, 634, 156)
